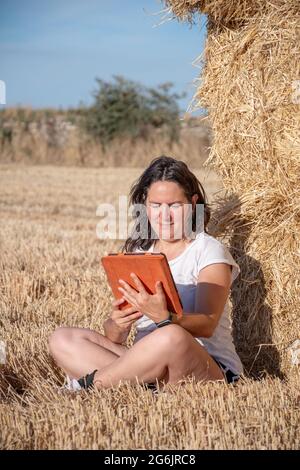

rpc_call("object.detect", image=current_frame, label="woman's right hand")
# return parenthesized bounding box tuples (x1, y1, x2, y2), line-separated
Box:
(110, 297, 143, 332)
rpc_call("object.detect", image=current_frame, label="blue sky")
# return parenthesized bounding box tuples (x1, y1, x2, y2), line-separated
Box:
(0, 0, 206, 112)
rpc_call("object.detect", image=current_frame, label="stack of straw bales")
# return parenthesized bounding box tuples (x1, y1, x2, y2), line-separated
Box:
(163, 0, 300, 377)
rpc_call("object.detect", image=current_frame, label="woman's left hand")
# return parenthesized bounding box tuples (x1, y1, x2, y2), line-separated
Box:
(117, 272, 169, 323)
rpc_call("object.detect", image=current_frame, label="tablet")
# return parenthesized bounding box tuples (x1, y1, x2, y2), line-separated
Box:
(101, 252, 183, 318)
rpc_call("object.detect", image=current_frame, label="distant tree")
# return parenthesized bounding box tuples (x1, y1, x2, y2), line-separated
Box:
(81, 76, 185, 148)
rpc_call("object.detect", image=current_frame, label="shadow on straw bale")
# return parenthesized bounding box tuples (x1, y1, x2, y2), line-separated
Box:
(209, 194, 285, 380)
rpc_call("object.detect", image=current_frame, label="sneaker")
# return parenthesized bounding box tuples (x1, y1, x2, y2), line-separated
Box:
(64, 375, 82, 392)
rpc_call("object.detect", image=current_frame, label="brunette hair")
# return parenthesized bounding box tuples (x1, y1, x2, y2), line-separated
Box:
(120, 155, 211, 252)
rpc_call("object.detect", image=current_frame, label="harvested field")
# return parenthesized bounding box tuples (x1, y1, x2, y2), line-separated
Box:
(0, 164, 299, 449)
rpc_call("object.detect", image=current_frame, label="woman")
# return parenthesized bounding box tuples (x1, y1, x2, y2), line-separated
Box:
(49, 156, 243, 391)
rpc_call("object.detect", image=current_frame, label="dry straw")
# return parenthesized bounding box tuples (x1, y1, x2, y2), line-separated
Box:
(164, 0, 300, 377)
(0, 163, 298, 449)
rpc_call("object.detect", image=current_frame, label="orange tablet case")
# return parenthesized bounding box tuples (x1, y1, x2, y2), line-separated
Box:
(101, 252, 183, 318)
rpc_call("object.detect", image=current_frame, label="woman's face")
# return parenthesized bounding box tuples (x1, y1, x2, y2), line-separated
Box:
(145, 181, 198, 241)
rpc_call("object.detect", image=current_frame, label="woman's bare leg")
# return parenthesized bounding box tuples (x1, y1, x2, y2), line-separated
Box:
(92, 324, 225, 388)
(48, 327, 129, 378)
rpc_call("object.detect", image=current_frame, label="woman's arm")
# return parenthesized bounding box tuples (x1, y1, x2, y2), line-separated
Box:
(171, 263, 232, 338)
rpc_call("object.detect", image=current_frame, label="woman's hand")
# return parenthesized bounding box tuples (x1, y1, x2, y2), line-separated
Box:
(117, 272, 169, 324)
(110, 297, 143, 333)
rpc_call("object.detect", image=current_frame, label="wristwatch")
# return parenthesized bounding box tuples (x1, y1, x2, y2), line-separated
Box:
(155, 311, 173, 328)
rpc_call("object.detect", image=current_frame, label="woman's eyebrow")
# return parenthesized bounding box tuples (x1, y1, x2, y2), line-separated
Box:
(148, 200, 184, 204)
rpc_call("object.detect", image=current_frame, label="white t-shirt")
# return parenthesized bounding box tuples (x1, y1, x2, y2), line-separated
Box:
(132, 231, 243, 375)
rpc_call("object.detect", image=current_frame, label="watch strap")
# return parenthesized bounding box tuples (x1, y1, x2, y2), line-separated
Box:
(155, 311, 173, 328)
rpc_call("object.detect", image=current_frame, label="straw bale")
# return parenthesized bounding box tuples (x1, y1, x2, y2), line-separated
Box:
(164, 1, 300, 26)
(164, 0, 300, 376)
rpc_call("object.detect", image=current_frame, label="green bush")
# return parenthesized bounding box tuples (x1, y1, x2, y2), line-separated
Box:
(80, 76, 184, 148)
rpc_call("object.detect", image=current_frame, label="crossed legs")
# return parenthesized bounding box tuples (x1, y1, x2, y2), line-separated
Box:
(49, 324, 225, 389)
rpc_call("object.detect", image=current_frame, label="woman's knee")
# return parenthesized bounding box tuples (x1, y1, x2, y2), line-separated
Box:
(48, 327, 78, 358)
(49, 327, 109, 358)
(154, 324, 190, 352)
